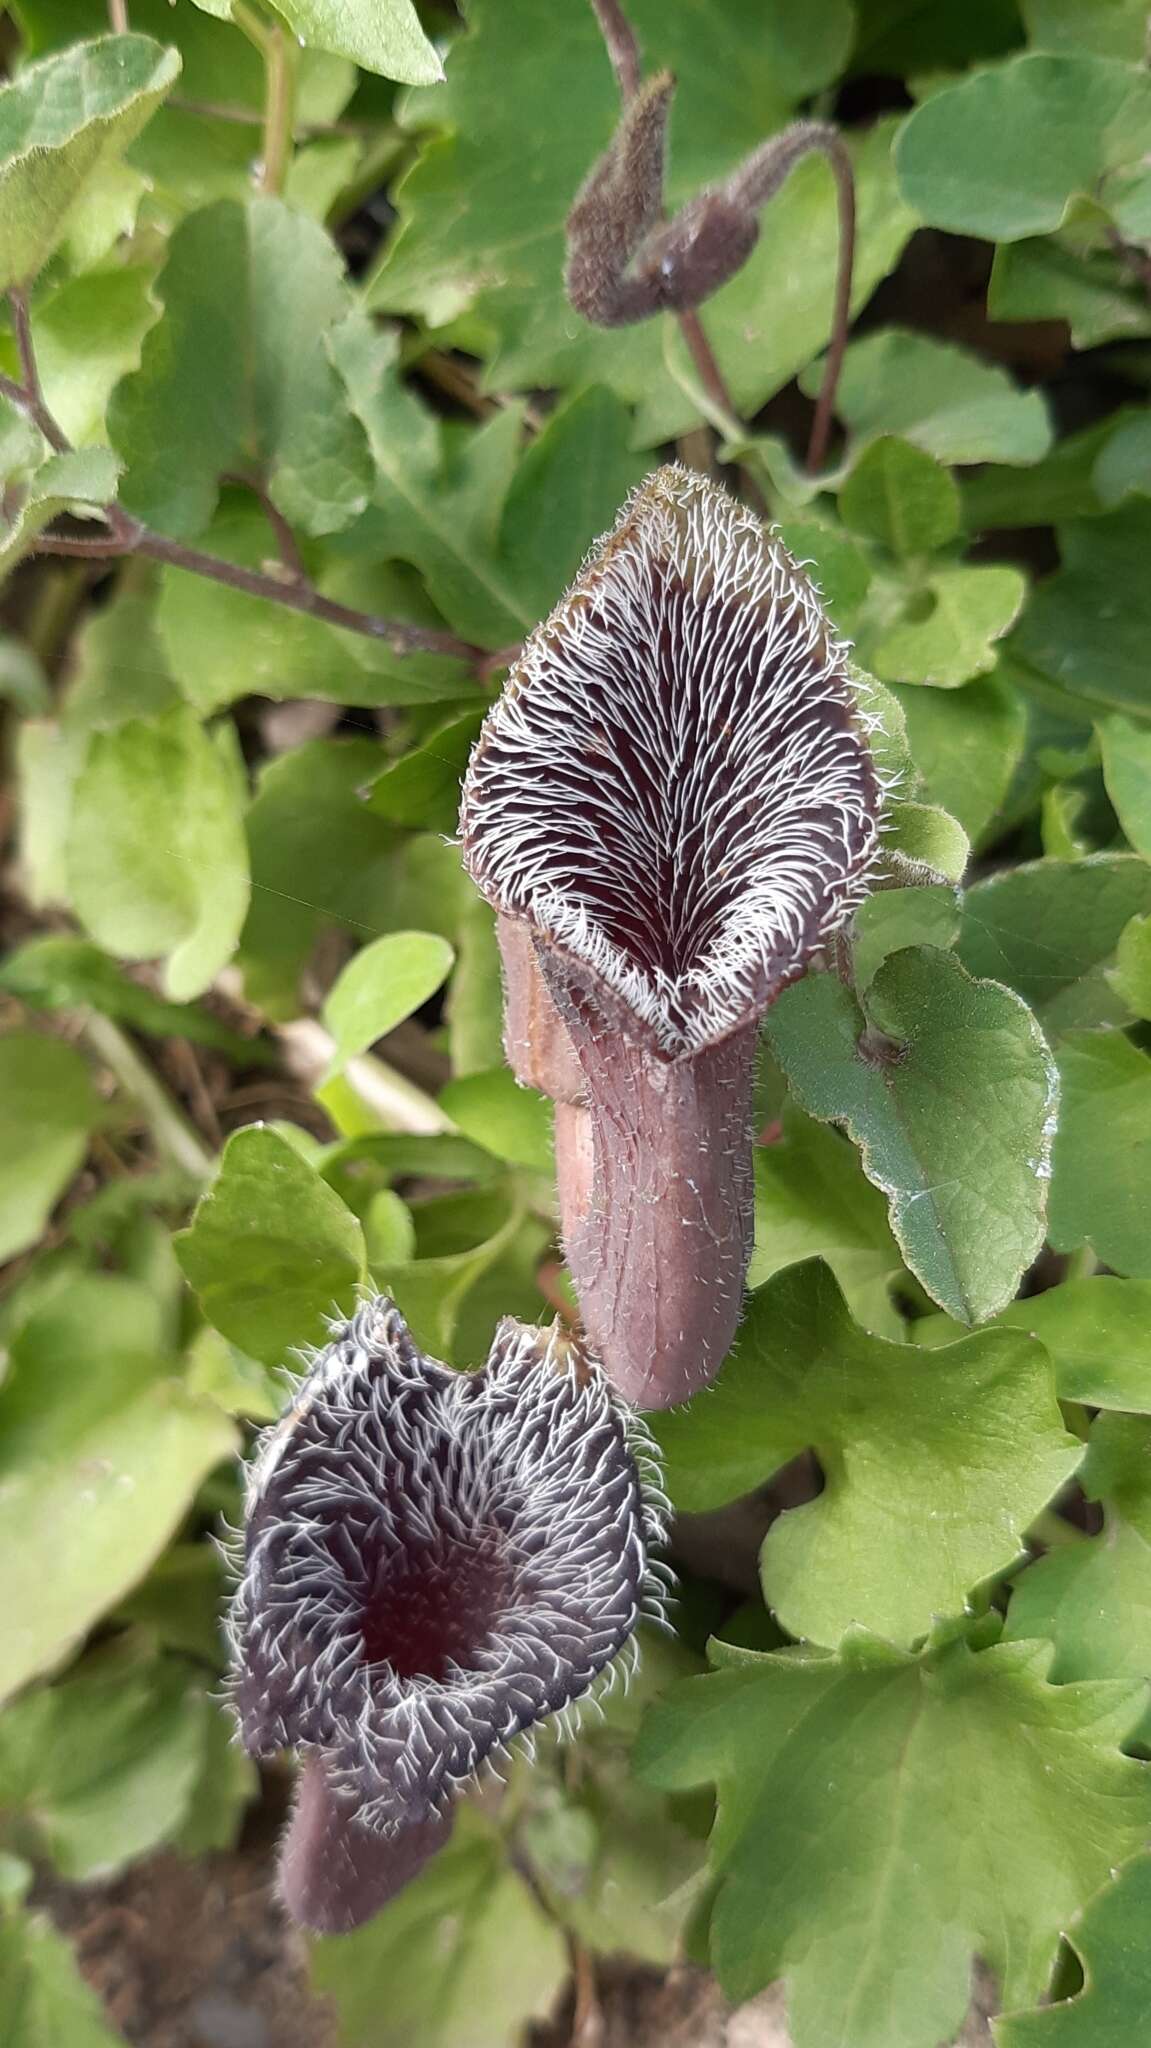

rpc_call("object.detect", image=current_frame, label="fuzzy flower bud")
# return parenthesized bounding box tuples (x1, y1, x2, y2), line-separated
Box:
(228, 1299, 663, 1931)
(459, 466, 879, 1407)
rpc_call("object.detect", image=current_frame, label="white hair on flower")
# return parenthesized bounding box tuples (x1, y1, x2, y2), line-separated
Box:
(460, 463, 880, 1056)
(228, 1298, 665, 1837)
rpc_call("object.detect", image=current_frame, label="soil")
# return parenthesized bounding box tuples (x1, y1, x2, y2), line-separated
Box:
(41, 1843, 997, 2048)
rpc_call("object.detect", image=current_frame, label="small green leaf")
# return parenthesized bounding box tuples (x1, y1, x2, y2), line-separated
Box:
(1048, 1030, 1151, 1276)
(321, 930, 455, 1081)
(766, 950, 1057, 1323)
(839, 435, 961, 555)
(989, 236, 1151, 350)
(0, 34, 180, 288)
(1005, 1415, 1151, 1712)
(0, 1648, 208, 1879)
(310, 1805, 568, 2048)
(1093, 411, 1151, 505)
(1109, 914, 1151, 1019)
(894, 669, 1027, 845)
(176, 1125, 367, 1363)
(635, 1631, 1151, 2042)
(1013, 502, 1151, 716)
(957, 856, 1151, 1034)
(438, 1068, 554, 1173)
(655, 1260, 1078, 1646)
(896, 52, 1151, 241)
(915, 1276, 1151, 1412)
(751, 1104, 906, 1338)
(0, 1033, 100, 1266)
(879, 800, 970, 884)
(996, 1854, 1151, 2046)
(0, 1866, 129, 2047)
(872, 565, 1026, 687)
(0, 1276, 236, 1705)
(109, 197, 372, 538)
(268, 0, 443, 82)
(805, 328, 1052, 465)
(851, 885, 961, 991)
(0, 936, 267, 1061)
(67, 707, 250, 1002)
(365, 709, 485, 835)
(1098, 714, 1151, 858)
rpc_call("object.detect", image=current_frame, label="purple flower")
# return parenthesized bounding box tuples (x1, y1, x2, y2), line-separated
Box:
(228, 1298, 663, 1931)
(460, 466, 879, 1407)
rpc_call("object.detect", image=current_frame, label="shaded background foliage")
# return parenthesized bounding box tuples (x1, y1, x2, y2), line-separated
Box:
(4, 0, 1151, 2043)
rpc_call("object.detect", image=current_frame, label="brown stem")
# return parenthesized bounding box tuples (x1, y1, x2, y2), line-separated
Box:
(107, 0, 129, 28)
(588, 0, 642, 99)
(6, 289, 484, 667)
(7, 292, 69, 452)
(676, 307, 740, 430)
(805, 133, 856, 473)
(222, 470, 307, 582)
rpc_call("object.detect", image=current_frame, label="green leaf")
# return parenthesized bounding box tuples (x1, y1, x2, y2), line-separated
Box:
(238, 736, 401, 1020)
(0, 1863, 128, 2047)
(446, 894, 504, 1078)
(0, 1276, 236, 1705)
(635, 1632, 1151, 2043)
(851, 884, 961, 991)
(1098, 713, 1151, 856)
(1048, 1030, 1151, 1276)
(321, 930, 454, 1081)
(1, 265, 161, 450)
(67, 706, 250, 1002)
(109, 196, 372, 538)
(62, 591, 179, 732)
(1092, 411, 1151, 505)
(370, 0, 913, 445)
(335, 332, 648, 644)
(365, 708, 485, 835)
(765, 949, 1057, 1324)
(655, 1260, 1078, 1646)
(872, 565, 1026, 687)
(957, 856, 1151, 1034)
(880, 799, 971, 886)
(154, 505, 470, 716)
(0, 1033, 100, 1266)
(775, 517, 873, 634)
(0, 34, 179, 288)
(839, 435, 961, 555)
(915, 1276, 1151, 1412)
(895, 52, 1151, 242)
(268, 0, 443, 83)
(1005, 1414, 1151, 1711)
(1023, 0, 1151, 61)
(893, 669, 1027, 844)
(750, 1104, 906, 1339)
(0, 1648, 208, 1879)
(989, 236, 1151, 350)
(176, 1125, 367, 1363)
(996, 1854, 1151, 2046)
(438, 1068, 553, 1174)
(0, 936, 267, 1061)
(1013, 502, 1151, 716)
(804, 328, 1052, 465)
(310, 1805, 568, 2048)
(1109, 913, 1151, 1019)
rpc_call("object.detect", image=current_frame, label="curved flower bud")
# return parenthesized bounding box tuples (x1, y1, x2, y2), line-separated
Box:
(460, 466, 879, 1407)
(228, 1298, 662, 1931)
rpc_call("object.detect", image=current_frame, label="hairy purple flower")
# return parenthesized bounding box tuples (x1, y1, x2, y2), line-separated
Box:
(228, 1297, 663, 1931)
(460, 466, 879, 1407)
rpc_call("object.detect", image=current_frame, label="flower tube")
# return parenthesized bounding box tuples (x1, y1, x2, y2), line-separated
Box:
(460, 466, 879, 1406)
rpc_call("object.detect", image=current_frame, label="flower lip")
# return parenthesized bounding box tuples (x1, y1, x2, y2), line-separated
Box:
(460, 464, 880, 1058)
(228, 1299, 662, 1836)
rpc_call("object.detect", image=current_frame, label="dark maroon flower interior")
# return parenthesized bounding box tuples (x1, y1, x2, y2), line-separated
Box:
(357, 1523, 515, 1682)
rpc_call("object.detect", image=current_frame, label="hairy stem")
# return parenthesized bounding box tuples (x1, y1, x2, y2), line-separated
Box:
(805, 133, 856, 473)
